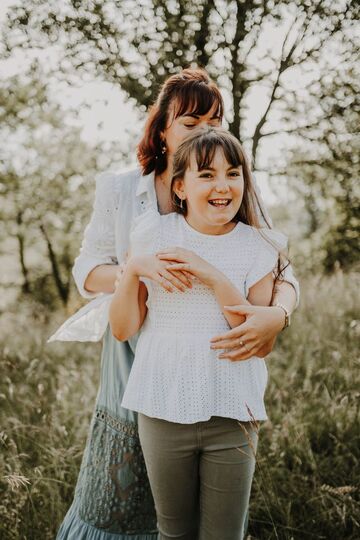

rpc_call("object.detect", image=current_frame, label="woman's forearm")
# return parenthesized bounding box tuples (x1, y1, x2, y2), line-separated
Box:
(271, 280, 297, 313)
(109, 264, 145, 341)
(84, 264, 119, 294)
(211, 272, 250, 328)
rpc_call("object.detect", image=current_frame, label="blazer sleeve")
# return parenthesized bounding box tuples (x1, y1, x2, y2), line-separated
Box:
(72, 171, 118, 299)
(252, 173, 300, 308)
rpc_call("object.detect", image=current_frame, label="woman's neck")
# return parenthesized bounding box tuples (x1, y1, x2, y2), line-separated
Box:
(154, 166, 174, 215)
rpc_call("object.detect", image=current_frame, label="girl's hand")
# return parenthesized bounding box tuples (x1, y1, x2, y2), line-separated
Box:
(127, 255, 193, 293)
(210, 304, 285, 361)
(156, 247, 220, 289)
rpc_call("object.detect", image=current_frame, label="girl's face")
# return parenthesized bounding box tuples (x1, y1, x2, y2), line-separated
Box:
(161, 102, 221, 156)
(174, 148, 244, 235)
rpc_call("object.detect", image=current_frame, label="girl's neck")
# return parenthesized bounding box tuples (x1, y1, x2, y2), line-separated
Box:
(184, 215, 237, 236)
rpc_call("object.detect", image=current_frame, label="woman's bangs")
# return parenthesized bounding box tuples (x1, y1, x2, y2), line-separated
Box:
(173, 84, 223, 120)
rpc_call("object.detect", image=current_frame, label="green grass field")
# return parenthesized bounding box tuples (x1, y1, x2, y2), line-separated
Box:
(0, 270, 359, 539)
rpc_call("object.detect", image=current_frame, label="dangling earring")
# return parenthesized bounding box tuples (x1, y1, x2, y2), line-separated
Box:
(180, 198, 184, 210)
(161, 141, 167, 154)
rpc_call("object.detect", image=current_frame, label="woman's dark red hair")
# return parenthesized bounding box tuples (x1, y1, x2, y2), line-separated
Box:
(137, 68, 224, 176)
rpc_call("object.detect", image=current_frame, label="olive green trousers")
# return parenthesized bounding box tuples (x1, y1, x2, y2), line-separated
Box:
(138, 414, 258, 540)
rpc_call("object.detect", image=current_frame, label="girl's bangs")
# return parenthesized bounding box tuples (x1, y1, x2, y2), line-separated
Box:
(173, 84, 223, 120)
(194, 138, 243, 171)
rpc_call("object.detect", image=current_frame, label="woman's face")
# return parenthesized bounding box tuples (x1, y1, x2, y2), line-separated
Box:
(174, 147, 244, 235)
(161, 101, 222, 156)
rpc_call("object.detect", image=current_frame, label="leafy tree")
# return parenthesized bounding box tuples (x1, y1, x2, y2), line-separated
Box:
(3, 0, 358, 165)
(271, 64, 359, 271)
(0, 63, 126, 306)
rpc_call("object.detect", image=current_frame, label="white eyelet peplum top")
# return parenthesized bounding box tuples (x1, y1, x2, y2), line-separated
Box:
(121, 208, 287, 424)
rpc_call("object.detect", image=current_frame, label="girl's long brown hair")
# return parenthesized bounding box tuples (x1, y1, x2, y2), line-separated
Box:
(170, 127, 289, 283)
(137, 68, 224, 176)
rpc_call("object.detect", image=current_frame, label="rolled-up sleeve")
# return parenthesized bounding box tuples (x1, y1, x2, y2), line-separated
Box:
(252, 174, 300, 308)
(72, 171, 118, 298)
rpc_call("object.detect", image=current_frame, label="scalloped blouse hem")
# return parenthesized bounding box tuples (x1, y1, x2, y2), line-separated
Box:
(56, 501, 158, 540)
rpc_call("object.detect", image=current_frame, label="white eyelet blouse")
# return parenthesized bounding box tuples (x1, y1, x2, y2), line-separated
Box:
(120, 208, 287, 423)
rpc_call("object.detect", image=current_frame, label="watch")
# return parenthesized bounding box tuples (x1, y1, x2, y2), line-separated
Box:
(274, 303, 291, 330)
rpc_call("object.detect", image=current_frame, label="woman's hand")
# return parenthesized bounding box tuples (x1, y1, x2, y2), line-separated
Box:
(210, 304, 286, 361)
(156, 247, 220, 288)
(126, 254, 193, 293)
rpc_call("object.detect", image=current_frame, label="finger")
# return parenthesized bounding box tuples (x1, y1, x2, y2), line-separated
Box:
(166, 268, 192, 288)
(160, 270, 186, 292)
(210, 324, 249, 343)
(211, 338, 257, 351)
(179, 270, 193, 286)
(165, 263, 191, 271)
(156, 274, 174, 293)
(218, 345, 258, 362)
(157, 253, 184, 262)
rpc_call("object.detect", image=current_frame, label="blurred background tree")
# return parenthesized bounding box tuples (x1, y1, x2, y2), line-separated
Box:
(0, 61, 128, 308)
(1, 0, 358, 301)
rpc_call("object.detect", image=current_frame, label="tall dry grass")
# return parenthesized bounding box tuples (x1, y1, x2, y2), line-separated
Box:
(0, 270, 359, 539)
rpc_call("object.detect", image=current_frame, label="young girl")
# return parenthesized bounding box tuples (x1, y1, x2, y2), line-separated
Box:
(109, 127, 288, 540)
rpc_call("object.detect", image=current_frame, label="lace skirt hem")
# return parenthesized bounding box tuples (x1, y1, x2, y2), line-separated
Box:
(56, 501, 158, 540)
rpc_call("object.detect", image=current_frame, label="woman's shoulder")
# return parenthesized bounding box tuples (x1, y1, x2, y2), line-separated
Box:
(95, 166, 142, 198)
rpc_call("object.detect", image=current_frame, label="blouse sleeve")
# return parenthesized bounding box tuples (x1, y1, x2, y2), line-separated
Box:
(129, 206, 161, 257)
(245, 228, 288, 296)
(252, 173, 300, 307)
(72, 171, 118, 299)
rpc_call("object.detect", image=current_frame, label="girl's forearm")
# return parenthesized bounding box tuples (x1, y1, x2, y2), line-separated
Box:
(84, 264, 119, 294)
(109, 264, 144, 341)
(211, 272, 250, 328)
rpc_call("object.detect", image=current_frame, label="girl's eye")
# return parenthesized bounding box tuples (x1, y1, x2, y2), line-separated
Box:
(184, 124, 196, 128)
(199, 173, 213, 179)
(229, 171, 241, 177)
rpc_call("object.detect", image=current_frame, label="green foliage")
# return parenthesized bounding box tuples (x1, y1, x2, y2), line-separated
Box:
(0, 271, 359, 539)
(278, 64, 360, 273)
(0, 62, 127, 307)
(3, 0, 358, 162)
(0, 301, 100, 539)
(248, 269, 360, 539)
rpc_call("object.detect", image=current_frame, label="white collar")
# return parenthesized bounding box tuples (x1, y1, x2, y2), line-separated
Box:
(136, 169, 155, 198)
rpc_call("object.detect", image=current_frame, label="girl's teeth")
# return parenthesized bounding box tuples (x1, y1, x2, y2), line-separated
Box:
(209, 200, 230, 206)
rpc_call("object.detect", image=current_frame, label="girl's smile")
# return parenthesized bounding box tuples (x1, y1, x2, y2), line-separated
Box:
(174, 147, 244, 235)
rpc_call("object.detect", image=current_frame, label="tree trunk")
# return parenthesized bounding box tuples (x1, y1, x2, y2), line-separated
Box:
(39, 223, 69, 306)
(16, 211, 31, 294)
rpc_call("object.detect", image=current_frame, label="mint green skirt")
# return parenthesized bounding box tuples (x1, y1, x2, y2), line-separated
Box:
(56, 326, 158, 539)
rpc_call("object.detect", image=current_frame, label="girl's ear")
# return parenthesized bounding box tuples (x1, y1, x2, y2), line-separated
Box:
(173, 178, 186, 200)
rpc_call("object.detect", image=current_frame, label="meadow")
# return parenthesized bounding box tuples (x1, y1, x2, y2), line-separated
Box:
(0, 270, 359, 540)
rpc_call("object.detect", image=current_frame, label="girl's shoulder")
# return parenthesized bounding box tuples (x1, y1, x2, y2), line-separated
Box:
(236, 222, 287, 254)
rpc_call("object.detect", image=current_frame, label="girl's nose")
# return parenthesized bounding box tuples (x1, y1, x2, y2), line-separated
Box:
(215, 180, 230, 192)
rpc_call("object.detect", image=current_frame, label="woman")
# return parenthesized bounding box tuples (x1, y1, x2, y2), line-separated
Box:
(54, 68, 299, 539)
